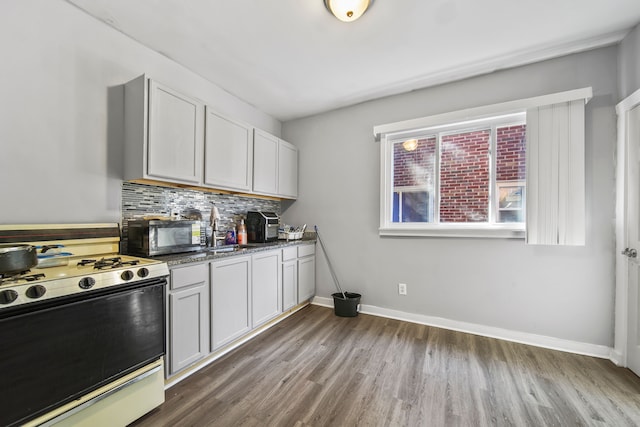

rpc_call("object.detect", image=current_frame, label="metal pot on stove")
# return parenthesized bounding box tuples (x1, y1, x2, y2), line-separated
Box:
(0, 244, 38, 275)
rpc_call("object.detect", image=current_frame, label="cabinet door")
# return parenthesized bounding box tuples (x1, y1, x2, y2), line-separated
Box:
(252, 251, 281, 327)
(169, 283, 209, 375)
(298, 255, 316, 303)
(278, 139, 298, 199)
(211, 256, 252, 350)
(147, 80, 203, 184)
(297, 243, 315, 258)
(253, 129, 279, 195)
(204, 108, 253, 191)
(282, 259, 298, 311)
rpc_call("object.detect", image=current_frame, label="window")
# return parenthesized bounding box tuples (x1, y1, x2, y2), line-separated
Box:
(393, 188, 432, 223)
(496, 181, 525, 223)
(374, 87, 591, 241)
(382, 113, 527, 237)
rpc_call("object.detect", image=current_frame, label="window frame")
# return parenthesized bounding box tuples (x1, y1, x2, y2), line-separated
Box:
(380, 113, 527, 239)
(375, 87, 592, 240)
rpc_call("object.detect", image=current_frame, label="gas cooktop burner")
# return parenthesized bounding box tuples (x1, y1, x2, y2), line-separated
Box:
(77, 257, 141, 270)
(0, 270, 31, 279)
(0, 272, 46, 285)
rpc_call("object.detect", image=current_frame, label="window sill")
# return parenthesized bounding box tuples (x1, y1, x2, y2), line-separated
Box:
(379, 225, 525, 239)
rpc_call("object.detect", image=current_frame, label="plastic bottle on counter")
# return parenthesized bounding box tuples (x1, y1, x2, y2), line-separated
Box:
(225, 228, 236, 245)
(237, 219, 247, 245)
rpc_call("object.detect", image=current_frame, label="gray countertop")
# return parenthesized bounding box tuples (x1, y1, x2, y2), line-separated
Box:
(153, 237, 317, 267)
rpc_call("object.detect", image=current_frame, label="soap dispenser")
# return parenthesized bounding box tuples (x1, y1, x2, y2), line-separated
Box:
(237, 219, 247, 245)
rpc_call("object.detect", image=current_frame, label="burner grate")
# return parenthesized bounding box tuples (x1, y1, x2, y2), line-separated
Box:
(77, 257, 141, 270)
(0, 270, 31, 280)
(0, 272, 45, 285)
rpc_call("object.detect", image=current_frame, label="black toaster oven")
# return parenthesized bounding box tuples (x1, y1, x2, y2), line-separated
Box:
(246, 211, 279, 243)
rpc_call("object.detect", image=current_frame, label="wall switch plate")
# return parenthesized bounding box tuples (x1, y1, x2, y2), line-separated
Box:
(398, 283, 407, 295)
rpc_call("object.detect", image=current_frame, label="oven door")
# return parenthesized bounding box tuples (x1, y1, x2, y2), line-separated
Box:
(0, 279, 166, 427)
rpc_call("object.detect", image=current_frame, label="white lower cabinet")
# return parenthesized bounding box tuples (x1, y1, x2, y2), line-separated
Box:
(282, 259, 298, 311)
(167, 263, 210, 376)
(283, 243, 316, 305)
(166, 243, 314, 379)
(210, 256, 252, 351)
(298, 254, 316, 303)
(251, 251, 282, 328)
(282, 246, 299, 310)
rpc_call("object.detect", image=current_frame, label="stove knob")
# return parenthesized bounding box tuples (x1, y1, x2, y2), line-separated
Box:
(0, 289, 19, 305)
(79, 277, 96, 289)
(137, 267, 150, 278)
(121, 270, 134, 281)
(26, 285, 46, 299)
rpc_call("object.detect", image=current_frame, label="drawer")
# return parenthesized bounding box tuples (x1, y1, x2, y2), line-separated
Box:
(297, 243, 315, 258)
(170, 262, 209, 290)
(282, 247, 298, 262)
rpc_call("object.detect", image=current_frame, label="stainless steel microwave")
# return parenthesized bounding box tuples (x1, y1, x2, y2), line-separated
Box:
(126, 220, 203, 256)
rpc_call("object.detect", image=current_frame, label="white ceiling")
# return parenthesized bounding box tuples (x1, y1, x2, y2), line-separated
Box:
(67, 0, 640, 122)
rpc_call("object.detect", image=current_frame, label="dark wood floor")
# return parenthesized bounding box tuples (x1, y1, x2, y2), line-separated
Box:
(132, 305, 640, 426)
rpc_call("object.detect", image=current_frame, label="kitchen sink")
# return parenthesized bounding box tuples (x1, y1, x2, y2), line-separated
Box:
(203, 245, 241, 253)
(202, 242, 280, 254)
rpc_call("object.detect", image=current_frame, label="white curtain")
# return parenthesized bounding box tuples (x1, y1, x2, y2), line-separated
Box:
(526, 100, 586, 245)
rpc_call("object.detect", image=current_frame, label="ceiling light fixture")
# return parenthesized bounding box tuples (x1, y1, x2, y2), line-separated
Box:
(324, 0, 374, 22)
(402, 139, 418, 151)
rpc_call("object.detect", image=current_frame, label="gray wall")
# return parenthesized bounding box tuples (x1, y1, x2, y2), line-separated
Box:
(282, 46, 618, 347)
(619, 23, 640, 100)
(0, 0, 280, 224)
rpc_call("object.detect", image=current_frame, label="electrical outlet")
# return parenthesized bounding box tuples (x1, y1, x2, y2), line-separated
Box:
(398, 283, 407, 295)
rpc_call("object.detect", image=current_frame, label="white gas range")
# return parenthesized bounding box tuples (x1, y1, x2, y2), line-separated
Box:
(0, 223, 168, 427)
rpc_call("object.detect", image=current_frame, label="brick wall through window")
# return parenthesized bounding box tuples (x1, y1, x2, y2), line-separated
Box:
(496, 125, 526, 182)
(391, 123, 526, 224)
(393, 137, 436, 188)
(440, 130, 490, 222)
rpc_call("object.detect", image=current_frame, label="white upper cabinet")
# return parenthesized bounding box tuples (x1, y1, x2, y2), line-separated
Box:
(204, 108, 253, 192)
(278, 139, 298, 199)
(124, 74, 297, 199)
(124, 75, 204, 185)
(253, 128, 279, 196)
(253, 129, 298, 199)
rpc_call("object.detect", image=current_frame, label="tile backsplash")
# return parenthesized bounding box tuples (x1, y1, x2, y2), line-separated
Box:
(121, 182, 281, 251)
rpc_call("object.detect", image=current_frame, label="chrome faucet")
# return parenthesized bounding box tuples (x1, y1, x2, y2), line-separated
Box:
(209, 203, 224, 247)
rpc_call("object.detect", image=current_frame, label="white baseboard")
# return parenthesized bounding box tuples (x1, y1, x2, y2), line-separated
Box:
(312, 296, 613, 360)
(609, 349, 624, 366)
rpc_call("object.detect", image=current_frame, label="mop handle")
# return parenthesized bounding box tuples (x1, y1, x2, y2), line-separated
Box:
(314, 225, 347, 299)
